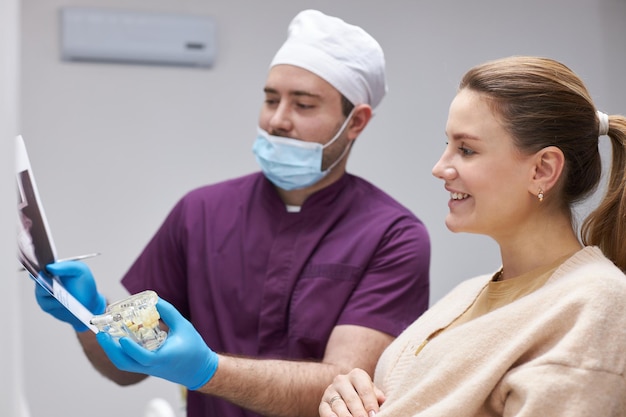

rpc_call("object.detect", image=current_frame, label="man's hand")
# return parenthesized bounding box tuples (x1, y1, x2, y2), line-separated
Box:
(36, 261, 107, 332)
(96, 298, 219, 390)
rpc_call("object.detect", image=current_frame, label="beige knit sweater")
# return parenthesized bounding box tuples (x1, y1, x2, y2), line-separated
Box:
(374, 247, 626, 416)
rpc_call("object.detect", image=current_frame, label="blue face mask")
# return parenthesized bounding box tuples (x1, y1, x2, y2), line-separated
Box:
(252, 111, 354, 190)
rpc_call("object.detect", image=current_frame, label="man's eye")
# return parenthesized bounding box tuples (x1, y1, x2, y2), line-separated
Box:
(296, 103, 314, 109)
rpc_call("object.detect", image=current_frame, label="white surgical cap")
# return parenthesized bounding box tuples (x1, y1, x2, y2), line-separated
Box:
(270, 9, 387, 109)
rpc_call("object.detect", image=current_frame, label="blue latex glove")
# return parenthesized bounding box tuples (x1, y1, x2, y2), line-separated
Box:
(36, 261, 107, 332)
(96, 298, 219, 390)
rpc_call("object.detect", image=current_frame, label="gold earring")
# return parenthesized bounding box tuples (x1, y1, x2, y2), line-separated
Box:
(538, 189, 544, 202)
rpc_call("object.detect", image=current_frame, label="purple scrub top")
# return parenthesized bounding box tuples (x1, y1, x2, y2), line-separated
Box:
(122, 172, 430, 417)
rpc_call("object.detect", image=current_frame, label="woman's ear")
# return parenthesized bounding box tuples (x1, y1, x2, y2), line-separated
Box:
(529, 146, 565, 194)
(347, 104, 372, 140)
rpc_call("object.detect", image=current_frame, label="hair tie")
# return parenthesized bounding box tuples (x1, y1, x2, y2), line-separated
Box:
(597, 110, 609, 136)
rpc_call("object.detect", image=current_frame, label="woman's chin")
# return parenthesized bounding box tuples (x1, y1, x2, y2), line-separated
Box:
(444, 217, 470, 234)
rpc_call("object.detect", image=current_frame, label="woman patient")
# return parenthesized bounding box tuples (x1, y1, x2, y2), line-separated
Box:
(319, 56, 626, 417)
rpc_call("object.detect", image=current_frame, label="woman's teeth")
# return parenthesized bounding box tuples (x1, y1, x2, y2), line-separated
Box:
(451, 192, 469, 200)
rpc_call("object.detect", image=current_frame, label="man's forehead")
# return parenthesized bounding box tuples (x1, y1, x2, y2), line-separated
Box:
(264, 65, 340, 100)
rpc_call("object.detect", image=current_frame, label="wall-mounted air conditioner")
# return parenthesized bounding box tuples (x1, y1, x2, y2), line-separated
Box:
(60, 7, 217, 68)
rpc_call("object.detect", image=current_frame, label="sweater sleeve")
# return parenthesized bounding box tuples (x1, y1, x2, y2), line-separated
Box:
(495, 363, 626, 416)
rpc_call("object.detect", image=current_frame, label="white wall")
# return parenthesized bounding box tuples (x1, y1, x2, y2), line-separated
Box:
(19, 1, 626, 416)
(1, 0, 29, 416)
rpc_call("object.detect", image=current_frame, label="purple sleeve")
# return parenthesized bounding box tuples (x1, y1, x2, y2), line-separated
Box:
(121, 199, 191, 316)
(338, 216, 430, 336)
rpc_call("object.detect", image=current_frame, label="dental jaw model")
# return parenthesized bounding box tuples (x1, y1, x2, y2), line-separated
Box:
(90, 290, 167, 351)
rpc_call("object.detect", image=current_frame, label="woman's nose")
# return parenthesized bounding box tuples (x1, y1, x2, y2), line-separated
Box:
(432, 155, 456, 180)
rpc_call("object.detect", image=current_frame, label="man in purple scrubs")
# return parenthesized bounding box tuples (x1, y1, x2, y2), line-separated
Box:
(36, 9, 430, 417)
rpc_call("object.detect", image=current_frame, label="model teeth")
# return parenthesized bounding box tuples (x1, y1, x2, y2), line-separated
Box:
(451, 192, 469, 200)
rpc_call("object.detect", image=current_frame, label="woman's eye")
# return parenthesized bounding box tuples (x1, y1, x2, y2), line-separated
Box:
(458, 145, 475, 156)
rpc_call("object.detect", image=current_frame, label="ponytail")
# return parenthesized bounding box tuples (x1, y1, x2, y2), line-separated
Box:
(582, 115, 626, 271)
